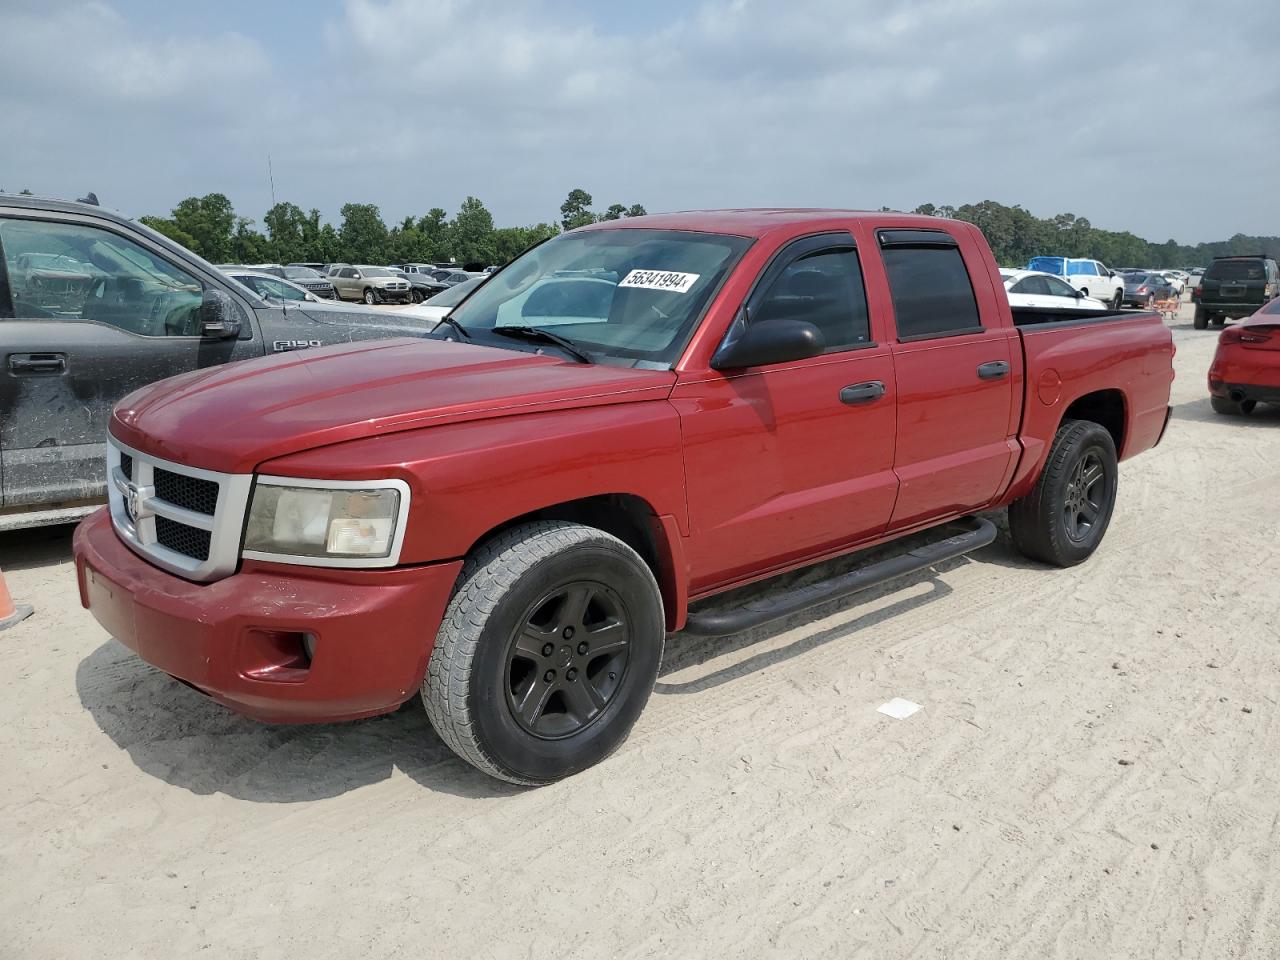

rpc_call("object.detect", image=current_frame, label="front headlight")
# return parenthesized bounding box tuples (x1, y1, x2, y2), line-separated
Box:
(242, 477, 410, 567)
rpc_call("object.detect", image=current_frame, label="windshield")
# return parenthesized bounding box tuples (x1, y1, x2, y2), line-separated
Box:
(1027, 256, 1065, 275)
(428, 275, 485, 306)
(361, 267, 394, 278)
(1205, 260, 1265, 281)
(446, 228, 752, 365)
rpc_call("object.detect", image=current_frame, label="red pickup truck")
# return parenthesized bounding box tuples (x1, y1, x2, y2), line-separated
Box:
(73, 210, 1174, 784)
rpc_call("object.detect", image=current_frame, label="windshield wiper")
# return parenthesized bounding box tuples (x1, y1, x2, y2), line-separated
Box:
(489, 325, 592, 363)
(434, 315, 472, 339)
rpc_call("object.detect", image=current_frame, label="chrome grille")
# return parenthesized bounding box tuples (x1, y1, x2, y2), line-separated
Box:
(107, 438, 253, 582)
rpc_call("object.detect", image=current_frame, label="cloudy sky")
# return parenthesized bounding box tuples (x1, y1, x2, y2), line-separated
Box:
(2, 0, 1275, 243)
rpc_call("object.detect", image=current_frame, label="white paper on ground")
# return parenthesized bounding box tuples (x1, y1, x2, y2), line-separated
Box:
(876, 698, 922, 720)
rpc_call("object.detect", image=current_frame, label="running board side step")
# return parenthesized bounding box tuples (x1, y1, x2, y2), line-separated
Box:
(681, 516, 998, 637)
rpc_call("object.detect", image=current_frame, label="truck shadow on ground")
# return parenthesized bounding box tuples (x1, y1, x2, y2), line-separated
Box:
(74, 524, 1031, 803)
(0, 521, 78, 570)
(75, 644, 522, 803)
(656, 523, 1035, 694)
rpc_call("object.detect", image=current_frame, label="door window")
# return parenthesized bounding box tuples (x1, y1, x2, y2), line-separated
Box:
(0, 217, 205, 336)
(241, 275, 307, 301)
(1043, 276, 1078, 297)
(881, 244, 982, 340)
(1012, 276, 1051, 295)
(750, 246, 870, 351)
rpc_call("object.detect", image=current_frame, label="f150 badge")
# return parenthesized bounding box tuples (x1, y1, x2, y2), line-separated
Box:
(273, 339, 323, 352)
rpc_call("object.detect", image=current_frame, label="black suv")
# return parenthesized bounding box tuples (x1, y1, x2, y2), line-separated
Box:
(1194, 255, 1279, 329)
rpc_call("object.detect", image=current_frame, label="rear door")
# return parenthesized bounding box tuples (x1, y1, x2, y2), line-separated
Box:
(674, 232, 899, 592)
(872, 228, 1018, 530)
(0, 211, 262, 509)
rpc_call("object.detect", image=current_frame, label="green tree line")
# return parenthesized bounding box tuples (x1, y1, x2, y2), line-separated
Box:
(908, 201, 1280, 268)
(133, 188, 646, 268)
(13, 182, 1273, 271)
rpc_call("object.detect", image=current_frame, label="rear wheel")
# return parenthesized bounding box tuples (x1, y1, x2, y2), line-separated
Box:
(1212, 315, 1226, 327)
(1211, 395, 1256, 416)
(1009, 419, 1118, 568)
(1193, 306, 1208, 329)
(363, 288, 377, 305)
(423, 521, 665, 785)
(1110, 290, 1122, 310)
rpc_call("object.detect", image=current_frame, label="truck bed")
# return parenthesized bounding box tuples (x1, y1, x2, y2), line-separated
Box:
(1010, 305, 1136, 327)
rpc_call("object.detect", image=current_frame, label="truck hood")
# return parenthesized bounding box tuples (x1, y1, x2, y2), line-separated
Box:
(110, 337, 677, 474)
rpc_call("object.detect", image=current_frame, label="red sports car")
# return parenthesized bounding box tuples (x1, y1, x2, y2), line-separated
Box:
(1208, 298, 1280, 415)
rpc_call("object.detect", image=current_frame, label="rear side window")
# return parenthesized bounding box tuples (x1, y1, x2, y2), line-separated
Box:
(881, 244, 982, 340)
(1205, 260, 1265, 281)
(752, 247, 870, 351)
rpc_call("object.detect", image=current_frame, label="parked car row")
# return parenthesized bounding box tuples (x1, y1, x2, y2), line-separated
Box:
(1025, 257, 1125, 309)
(216, 263, 338, 299)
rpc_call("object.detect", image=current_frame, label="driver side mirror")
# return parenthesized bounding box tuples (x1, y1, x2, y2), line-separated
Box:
(352, 271, 363, 280)
(711, 315, 825, 370)
(200, 288, 242, 339)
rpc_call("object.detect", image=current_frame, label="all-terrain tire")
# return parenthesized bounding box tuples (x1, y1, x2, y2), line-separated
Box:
(1009, 419, 1118, 568)
(423, 521, 664, 785)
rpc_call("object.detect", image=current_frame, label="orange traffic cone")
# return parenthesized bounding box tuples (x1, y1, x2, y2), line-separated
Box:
(0, 567, 33, 630)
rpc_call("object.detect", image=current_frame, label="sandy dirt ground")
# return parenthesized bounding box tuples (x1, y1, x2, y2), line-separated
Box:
(2, 302, 1278, 959)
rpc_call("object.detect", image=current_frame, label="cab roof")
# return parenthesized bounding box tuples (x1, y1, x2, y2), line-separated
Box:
(576, 208, 950, 240)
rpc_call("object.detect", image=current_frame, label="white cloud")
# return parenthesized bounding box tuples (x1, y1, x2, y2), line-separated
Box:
(2, 0, 1277, 242)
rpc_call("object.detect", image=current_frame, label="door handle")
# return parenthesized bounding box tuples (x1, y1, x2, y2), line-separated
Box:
(8, 353, 67, 375)
(977, 360, 1010, 380)
(839, 380, 886, 404)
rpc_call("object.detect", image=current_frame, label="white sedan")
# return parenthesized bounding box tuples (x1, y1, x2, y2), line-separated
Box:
(1000, 270, 1109, 310)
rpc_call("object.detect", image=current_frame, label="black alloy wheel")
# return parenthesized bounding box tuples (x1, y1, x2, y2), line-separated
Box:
(1062, 451, 1106, 543)
(505, 581, 631, 739)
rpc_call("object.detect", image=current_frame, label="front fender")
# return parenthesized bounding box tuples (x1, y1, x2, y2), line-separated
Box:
(256, 399, 689, 566)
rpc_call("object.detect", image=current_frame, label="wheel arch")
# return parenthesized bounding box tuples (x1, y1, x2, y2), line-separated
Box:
(1060, 388, 1128, 456)
(465, 493, 688, 632)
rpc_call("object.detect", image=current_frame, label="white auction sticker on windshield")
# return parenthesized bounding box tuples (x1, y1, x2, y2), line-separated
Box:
(618, 269, 700, 293)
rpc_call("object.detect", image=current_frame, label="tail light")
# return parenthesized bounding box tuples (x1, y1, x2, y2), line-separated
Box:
(1192, 285, 1202, 300)
(1137, 285, 1149, 294)
(1220, 325, 1275, 345)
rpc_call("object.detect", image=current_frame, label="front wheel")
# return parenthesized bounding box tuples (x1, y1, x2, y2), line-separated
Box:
(1009, 419, 1118, 567)
(363, 288, 377, 305)
(423, 521, 665, 785)
(411, 290, 424, 303)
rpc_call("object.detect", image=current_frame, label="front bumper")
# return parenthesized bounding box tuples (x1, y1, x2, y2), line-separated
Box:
(73, 509, 462, 723)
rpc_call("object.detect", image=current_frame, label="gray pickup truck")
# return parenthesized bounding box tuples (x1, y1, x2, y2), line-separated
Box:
(0, 195, 437, 530)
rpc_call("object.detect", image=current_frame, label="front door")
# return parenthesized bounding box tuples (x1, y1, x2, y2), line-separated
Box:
(673, 233, 899, 594)
(875, 229, 1018, 530)
(0, 213, 261, 509)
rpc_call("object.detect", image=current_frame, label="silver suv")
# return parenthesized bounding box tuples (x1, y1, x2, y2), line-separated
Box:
(329, 265, 412, 304)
